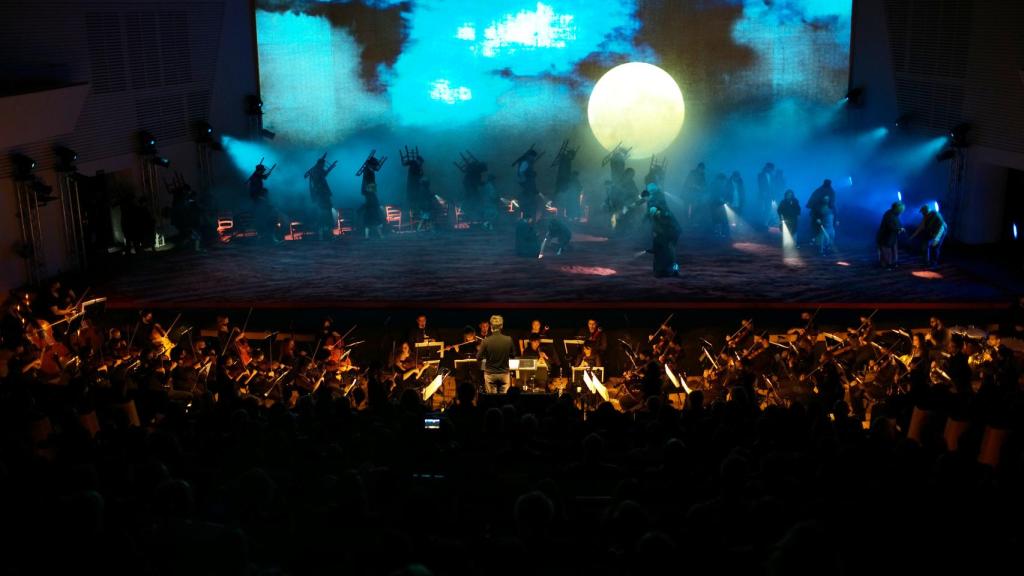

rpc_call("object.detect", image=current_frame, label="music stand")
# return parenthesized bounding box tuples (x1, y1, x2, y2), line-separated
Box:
(513, 358, 543, 391)
(571, 366, 603, 386)
(563, 339, 584, 359)
(454, 358, 481, 387)
(416, 341, 442, 363)
(422, 370, 446, 402)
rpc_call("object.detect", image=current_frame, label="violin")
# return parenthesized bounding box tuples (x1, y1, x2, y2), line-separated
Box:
(725, 319, 754, 350)
(234, 335, 253, 367)
(28, 319, 74, 380)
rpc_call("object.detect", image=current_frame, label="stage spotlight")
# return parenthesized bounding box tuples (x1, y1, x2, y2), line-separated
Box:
(54, 146, 78, 172)
(950, 123, 971, 147)
(139, 131, 158, 154)
(842, 86, 864, 106)
(11, 153, 37, 179)
(895, 114, 912, 129)
(1014, 223, 1018, 240)
(260, 128, 276, 140)
(245, 95, 263, 116)
(150, 156, 171, 168)
(194, 120, 214, 139)
(936, 148, 957, 162)
(897, 190, 902, 202)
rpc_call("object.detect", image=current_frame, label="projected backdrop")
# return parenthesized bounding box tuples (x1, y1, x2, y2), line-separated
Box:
(255, 0, 852, 152)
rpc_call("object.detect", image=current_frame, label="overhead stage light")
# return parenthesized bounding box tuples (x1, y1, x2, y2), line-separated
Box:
(150, 156, 171, 168)
(841, 86, 864, 106)
(139, 131, 158, 154)
(950, 123, 971, 147)
(895, 114, 912, 129)
(54, 146, 78, 172)
(245, 95, 263, 116)
(11, 153, 37, 178)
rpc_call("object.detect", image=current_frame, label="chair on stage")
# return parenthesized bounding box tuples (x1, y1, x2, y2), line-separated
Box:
(385, 205, 404, 232)
(334, 209, 353, 236)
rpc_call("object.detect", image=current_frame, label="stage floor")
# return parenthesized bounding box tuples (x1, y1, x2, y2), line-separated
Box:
(95, 222, 1024, 309)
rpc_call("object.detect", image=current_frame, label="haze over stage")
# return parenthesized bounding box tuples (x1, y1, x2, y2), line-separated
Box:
(96, 223, 1022, 309)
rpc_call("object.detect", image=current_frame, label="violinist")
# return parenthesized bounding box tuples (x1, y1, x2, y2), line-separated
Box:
(808, 349, 843, 411)
(393, 341, 428, 383)
(649, 319, 676, 359)
(740, 333, 771, 373)
(725, 319, 754, 352)
(278, 337, 299, 367)
(578, 319, 607, 356)
(214, 315, 233, 351)
(35, 280, 81, 323)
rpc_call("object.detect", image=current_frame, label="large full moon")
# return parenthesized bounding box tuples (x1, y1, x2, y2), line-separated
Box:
(587, 62, 685, 159)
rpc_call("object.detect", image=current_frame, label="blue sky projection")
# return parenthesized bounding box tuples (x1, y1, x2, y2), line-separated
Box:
(256, 1, 852, 146)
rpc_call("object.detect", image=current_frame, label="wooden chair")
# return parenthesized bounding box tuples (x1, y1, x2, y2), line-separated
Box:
(334, 209, 353, 236)
(385, 205, 403, 231)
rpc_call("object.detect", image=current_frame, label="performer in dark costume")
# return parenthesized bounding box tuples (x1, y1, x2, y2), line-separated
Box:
(456, 151, 488, 227)
(777, 189, 801, 242)
(248, 161, 274, 202)
(515, 213, 540, 257)
(357, 153, 386, 239)
(815, 195, 836, 255)
(756, 162, 776, 227)
(806, 178, 837, 242)
(683, 162, 706, 222)
(247, 160, 278, 242)
(552, 140, 577, 216)
(909, 204, 947, 267)
(305, 154, 337, 240)
(650, 204, 681, 277)
(876, 201, 905, 269)
(538, 215, 572, 257)
(728, 171, 745, 215)
(709, 172, 730, 238)
(400, 146, 424, 215)
(514, 146, 543, 221)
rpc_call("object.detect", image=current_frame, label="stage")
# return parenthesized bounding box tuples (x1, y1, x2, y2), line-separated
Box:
(92, 219, 1024, 309)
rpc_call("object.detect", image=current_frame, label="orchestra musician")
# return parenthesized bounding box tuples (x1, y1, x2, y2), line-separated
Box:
(925, 316, 948, 353)
(408, 314, 432, 345)
(521, 334, 551, 366)
(446, 326, 480, 359)
(579, 319, 607, 356)
(393, 341, 428, 384)
(573, 342, 602, 369)
(34, 279, 77, 322)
